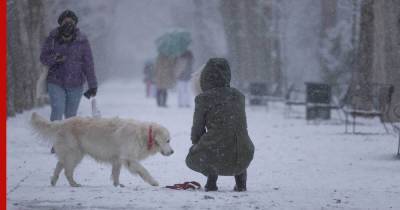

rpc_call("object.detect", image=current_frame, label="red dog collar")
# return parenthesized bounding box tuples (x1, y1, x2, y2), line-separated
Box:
(148, 125, 154, 150)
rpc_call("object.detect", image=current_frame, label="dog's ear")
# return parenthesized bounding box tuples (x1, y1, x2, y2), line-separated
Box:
(150, 124, 159, 139)
(150, 124, 168, 142)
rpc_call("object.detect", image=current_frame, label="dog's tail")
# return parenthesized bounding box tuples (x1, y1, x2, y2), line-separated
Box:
(30, 112, 59, 142)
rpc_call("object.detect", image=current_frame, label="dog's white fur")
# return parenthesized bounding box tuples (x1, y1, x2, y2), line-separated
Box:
(30, 112, 173, 187)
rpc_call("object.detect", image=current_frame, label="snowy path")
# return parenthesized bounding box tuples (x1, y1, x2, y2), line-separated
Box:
(7, 80, 400, 210)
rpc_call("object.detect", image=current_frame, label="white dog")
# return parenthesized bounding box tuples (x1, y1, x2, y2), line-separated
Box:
(30, 112, 174, 187)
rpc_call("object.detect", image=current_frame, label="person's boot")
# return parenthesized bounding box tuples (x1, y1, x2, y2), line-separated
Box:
(205, 175, 218, 192)
(234, 171, 247, 192)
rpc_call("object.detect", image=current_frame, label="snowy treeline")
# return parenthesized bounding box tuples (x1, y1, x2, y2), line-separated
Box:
(319, 0, 359, 88)
(219, 0, 359, 96)
(220, 0, 274, 90)
(6, 0, 400, 120)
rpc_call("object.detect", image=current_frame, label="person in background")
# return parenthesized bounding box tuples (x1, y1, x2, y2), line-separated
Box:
(143, 59, 155, 98)
(175, 50, 194, 108)
(154, 54, 177, 107)
(40, 10, 98, 153)
(186, 58, 254, 192)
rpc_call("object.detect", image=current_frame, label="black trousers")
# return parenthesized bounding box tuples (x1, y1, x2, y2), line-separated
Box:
(234, 170, 247, 189)
(206, 170, 247, 189)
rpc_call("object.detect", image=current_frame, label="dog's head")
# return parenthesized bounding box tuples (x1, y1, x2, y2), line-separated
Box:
(152, 124, 174, 156)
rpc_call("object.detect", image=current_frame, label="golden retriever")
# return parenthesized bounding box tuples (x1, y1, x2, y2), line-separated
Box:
(30, 112, 173, 187)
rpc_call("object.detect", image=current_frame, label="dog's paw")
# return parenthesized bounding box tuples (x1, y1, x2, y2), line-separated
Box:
(50, 177, 58, 186)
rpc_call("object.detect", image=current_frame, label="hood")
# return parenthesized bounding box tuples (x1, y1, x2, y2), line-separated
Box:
(200, 58, 231, 92)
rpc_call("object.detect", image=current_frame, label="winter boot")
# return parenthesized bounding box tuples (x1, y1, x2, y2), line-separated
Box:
(234, 170, 247, 192)
(205, 175, 218, 192)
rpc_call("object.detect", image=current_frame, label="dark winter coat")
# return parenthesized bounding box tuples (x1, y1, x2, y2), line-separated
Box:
(40, 28, 97, 89)
(185, 58, 254, 176)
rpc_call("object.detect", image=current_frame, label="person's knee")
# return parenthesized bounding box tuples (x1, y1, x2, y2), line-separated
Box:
(185, 155, 198, 172)
(185, 156, 192, 168)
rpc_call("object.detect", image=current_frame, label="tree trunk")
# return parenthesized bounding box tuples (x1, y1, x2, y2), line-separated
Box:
(371, 0, 400, 121)
(220, 0, 273, 90)
(7, 0, 46, 117)
(351, 0, 375, 110)
(220, 0, 243, 87)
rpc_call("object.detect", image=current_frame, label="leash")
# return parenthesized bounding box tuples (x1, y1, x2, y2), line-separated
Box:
(148, 125, 154, 150)
(165, 181, 201, 190)
(91, 97, 101, 118)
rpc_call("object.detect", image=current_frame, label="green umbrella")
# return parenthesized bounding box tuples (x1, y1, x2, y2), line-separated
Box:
(156, 30, 191, 58)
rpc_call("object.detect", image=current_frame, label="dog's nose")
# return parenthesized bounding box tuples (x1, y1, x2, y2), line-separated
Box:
(170, 150, 174, 155)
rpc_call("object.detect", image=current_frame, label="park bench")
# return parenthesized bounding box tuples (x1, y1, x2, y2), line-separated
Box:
(340, 83, 394, 134)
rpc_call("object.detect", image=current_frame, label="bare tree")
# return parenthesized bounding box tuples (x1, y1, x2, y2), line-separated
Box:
(220, 0, 275, 91)
(351, 0, 375, 110)
(371, 0, 400, 121)
(319, 0, 360, 98)
(7, 0, 46, 116)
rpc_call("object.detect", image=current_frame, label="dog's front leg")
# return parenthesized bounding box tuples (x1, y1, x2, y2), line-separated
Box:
(51, 161, 63, 186)
(111, 160, 124, 187)
(125, 160, 159, 186)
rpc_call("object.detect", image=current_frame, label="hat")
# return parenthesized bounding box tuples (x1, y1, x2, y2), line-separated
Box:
(58, 10, 78, 25)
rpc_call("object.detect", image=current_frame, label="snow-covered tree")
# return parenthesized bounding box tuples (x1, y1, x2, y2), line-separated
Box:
(220, 0, 273, 90)
(7, 0, 47, 116)
(319, 0, 360, 97)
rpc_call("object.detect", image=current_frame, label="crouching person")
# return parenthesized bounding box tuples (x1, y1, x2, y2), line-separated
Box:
(185, 58, 254, 192)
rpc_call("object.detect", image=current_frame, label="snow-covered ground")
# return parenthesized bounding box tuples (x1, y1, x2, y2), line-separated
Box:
(7, 80, 400, 210)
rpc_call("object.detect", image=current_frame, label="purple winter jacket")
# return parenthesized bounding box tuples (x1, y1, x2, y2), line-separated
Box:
(40, 28, 97, 89)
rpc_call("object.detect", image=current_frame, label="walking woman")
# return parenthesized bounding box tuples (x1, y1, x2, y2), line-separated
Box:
(40, 10, 98, 152)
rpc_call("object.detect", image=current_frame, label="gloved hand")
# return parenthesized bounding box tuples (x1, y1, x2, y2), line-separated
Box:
(55, 53, 66, 63)
(84, 87, 97, 99)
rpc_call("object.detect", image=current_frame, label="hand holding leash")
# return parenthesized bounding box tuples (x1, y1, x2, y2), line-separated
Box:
(84, 87, 97, 99)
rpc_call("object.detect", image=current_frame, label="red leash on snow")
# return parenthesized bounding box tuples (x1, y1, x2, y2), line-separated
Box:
(165, 181, 201, 190)
(148, 125, 154, 150)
